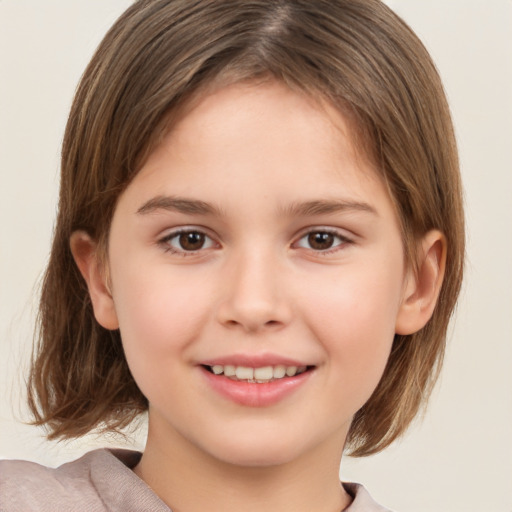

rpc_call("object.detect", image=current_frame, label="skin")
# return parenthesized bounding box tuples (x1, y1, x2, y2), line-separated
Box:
(72, 81, 445, 512)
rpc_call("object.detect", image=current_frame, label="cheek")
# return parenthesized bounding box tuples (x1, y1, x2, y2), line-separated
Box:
(303, 260, 403, 334)
(110, 268, 218, 404)
(111, 267, 214, 360)
(300, 262, 403, 393)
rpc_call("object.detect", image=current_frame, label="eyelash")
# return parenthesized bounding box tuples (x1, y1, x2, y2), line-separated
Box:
(293, 228, 354, 255)
(158, 227, 353, 256)
(159, 228, 217, 256)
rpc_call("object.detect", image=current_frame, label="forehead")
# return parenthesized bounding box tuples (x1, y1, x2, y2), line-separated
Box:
(137, 80, 380, 191)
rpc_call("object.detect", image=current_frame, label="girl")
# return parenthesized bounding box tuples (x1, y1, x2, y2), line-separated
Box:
(1, 1, 464, 510)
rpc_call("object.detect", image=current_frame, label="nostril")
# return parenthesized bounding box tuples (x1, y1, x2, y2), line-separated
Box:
(223, 318, 282, 330)
(216, 295, 292, 332)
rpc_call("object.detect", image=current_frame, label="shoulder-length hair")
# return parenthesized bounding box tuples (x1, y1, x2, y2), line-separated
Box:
(28, 0, 464, 457)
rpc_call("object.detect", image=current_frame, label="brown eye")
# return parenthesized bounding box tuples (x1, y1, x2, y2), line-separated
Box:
(307, 232, 335, 250)
(163, 230, 215, 253)
(179, 232, 206, 250)
(295, 230, 349, 252)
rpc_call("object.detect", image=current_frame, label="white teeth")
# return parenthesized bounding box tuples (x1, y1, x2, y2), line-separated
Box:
(235, 366, 254, 380)
(286, 366, 298, 377)
(207, 364, 309, 381)
(212, 365, 223, 375)
(254, 366, 273, 380)
(273, 365, 286, 378)
(224, 365, 236, 377)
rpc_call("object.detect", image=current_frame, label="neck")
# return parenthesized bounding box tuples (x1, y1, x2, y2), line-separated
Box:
(134, 419, 351, 512)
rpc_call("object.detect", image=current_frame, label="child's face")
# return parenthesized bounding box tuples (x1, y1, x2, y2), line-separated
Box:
(102, 81, 414, 466)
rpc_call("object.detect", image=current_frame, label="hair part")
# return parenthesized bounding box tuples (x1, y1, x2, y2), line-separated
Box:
(28, 0, 464, 456)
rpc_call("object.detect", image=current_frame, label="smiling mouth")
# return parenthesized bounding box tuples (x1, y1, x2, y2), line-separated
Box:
(202, 364, 312, 383)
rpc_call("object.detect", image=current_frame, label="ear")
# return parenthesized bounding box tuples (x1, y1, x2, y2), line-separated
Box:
(70, 231, 119, 330)
(395, 230, 447, 335)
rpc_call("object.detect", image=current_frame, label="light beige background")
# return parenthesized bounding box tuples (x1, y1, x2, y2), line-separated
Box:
(1, 1, 511, 511)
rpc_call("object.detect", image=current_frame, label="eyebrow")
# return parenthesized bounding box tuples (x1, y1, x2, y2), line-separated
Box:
(136, 195, 378, 218)
(280, 199, 378, 217)
(136, 195, 222, 216)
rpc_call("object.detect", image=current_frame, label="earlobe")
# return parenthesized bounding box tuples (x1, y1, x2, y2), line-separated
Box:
(70, 231, 119, 330)
(395, 230, 447, 335)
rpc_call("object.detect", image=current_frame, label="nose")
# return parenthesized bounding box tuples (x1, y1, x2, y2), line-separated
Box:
(216, 250, 292, 333)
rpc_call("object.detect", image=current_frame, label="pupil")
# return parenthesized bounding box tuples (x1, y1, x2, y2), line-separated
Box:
(308, 232, 334, 250)
(179, 232, 204, 250)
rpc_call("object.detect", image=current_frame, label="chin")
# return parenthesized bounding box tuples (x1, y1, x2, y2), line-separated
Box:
(199, 430, 312, 468)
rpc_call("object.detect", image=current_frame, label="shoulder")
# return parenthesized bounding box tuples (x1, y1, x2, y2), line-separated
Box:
(0, 449, 169, 512)
(343, 482, 394, 512)
(0, 450, 107, 512)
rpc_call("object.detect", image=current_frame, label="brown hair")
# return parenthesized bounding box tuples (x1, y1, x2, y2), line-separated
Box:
(28, 0, 464, 456)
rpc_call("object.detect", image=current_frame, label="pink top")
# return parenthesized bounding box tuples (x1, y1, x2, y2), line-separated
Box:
(0, 449, 391, 511)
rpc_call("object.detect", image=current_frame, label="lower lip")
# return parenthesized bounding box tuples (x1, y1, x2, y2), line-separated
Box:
(200, 367, 313, 407)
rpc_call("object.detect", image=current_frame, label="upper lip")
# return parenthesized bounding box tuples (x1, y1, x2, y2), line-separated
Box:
(200, 353, 313, 368)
